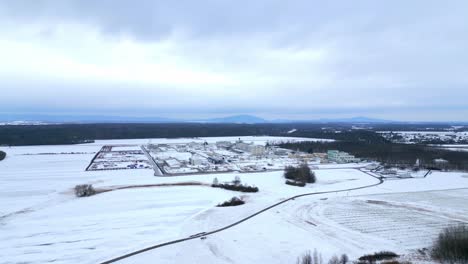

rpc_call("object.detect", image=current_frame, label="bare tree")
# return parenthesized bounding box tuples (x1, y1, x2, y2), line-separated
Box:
(233, 175, 241, 186)
(328, 255, 340, 264)
(212, 177, 219, 186)
(339, 254, 349, 264)
(297, 251, 313, 264)
(313, 249, 319, 264)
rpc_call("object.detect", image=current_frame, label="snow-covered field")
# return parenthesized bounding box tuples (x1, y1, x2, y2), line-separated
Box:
(430, 144, 468, 153)
(1, 136, 468, 264)
(379, 131, 468, 144)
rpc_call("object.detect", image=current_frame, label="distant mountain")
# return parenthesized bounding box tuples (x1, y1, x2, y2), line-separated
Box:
(270, 116, 395, 124)
(0, 114, 176, 124)
(3, 113, 453, 125)
(0, 114, 269, 124)
(316, 116, 396, 124)
(198, 115, 394, 124)
(203, 115, 267, 124)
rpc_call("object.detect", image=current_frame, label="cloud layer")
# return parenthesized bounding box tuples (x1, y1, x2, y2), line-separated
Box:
(1, 0, 467, 121)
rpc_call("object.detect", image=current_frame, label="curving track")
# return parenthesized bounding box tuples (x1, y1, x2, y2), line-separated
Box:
(101, 169, 383, 264)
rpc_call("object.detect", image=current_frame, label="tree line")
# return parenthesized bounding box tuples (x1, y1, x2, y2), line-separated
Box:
(279, 140, 468, 171)
(0, 123, 407, 146)
(1, 123, 466, 149)
(0, 123, 295, 146)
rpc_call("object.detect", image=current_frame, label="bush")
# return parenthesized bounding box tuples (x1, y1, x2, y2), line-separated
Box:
(296, 250, 347, 264)
(213, 183, 259, 192)
(339, 254, 349, 264)
(328, 255, 340, 264)
(296, 251, 313, 264)
(358, 251, 399, 263)
(217, 197, 245, 207)
(212, 177, 219, 186)
(284, 163, 316, 185)
(233, 175, 241, 185)
(212, 176, 258, 192)
(0, 150, 5, 161)
(431, 225, 468, 263)
(74, 184, 96, 197)
(285, 180, 306, 187)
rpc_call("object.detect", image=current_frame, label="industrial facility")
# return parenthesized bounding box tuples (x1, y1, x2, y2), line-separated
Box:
(86, 141, 363, 176)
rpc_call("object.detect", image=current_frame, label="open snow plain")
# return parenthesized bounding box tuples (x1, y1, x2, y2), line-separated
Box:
(1, 136, 468, 264)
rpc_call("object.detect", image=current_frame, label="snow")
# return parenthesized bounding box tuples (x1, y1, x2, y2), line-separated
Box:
(1, 136, 468, 264)
(379, 131, 468, 144)
(430, 144, 468, 152)
(120, 172, 468, 264)
(110, 146, 143, 151)
(88, 135, 332, 146)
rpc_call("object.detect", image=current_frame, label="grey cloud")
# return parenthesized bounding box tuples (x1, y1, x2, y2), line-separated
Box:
(1, 1, 460, 40)
(0, 0, 468, 121)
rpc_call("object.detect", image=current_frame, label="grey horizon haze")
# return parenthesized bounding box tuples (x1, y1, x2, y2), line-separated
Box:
(0, 1, 468, 122)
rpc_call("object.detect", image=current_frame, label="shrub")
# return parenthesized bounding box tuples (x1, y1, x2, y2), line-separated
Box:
(328, 255, 340, 264)
(217, 197, 245, 207)
(296, 251, 313, 264)
(339, 254, 349, 264)
(284, 163, 316, 185)
(212, 177, 219, 186)
(285, 180, 306, 187)
(431, 225, 468, 263)
(358, 251, 399, 263)
(74, 184, 96, 197)
(233, 175, 241, 185)
(297, 250, 346, 264)
(211, 178, 258, 192)
(0, 150, 6, 161)
(218, 183, 258, 192)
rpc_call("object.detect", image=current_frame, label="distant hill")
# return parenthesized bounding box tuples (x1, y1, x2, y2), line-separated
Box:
(316, 116, 396, 124)
(204, 115, 267, 124)
(3, 113, 464, 125)
(0, 114, 175, 124)
(270, 116, 395, 124)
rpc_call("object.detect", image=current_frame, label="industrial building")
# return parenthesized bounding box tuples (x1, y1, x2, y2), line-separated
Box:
(327, 150, 360, 163)
(216, 141, 232, 149)
(144, 140, 314, 175)
(233, 141, 251, 152)
(249, 145, 265, 156)
(207, 153, 225, 164)
(164, 158, 181, 168)
(189, 154, 205, 166)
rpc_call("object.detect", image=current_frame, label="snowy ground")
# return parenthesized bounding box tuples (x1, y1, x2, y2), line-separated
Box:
(1, 136, 468, 264)
(119, 172, 468, 264)
(379, 131, 468, 144)
(431, 144, 468, 152)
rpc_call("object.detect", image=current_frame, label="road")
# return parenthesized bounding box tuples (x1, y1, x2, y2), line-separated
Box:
(140, 146, 163, 176)
(101, 168, 383, 264)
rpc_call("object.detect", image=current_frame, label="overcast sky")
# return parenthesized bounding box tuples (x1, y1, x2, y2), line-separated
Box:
(0, 0, 467, 121)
